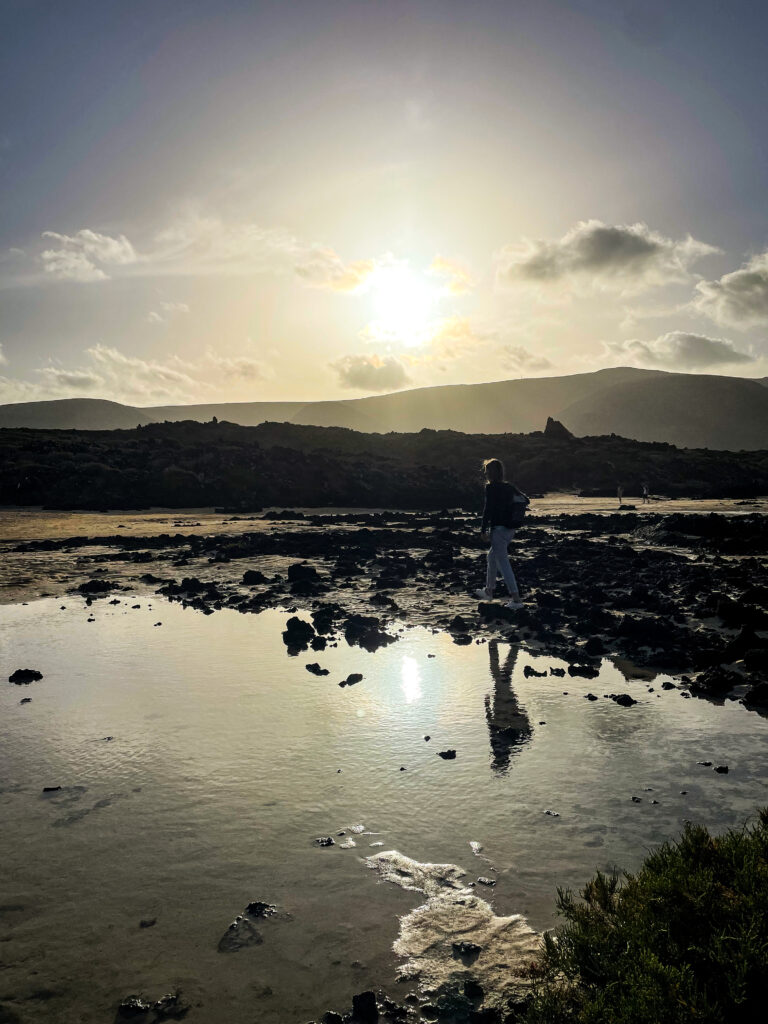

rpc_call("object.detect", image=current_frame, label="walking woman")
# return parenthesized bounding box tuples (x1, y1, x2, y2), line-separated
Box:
(476, 458, 527, 609)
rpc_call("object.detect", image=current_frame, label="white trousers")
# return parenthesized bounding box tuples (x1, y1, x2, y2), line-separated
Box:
(486, 526, 519, 596)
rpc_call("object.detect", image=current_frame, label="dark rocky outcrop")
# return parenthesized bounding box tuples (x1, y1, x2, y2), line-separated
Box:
(2, 418, 768, 511)
(543, 416, 574, 441)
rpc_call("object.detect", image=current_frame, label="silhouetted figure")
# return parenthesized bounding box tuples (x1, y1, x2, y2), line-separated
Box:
(476, 458, 528, 609)
(484, 640, 532, 774)
(617, 484, 624, 507)
(642, 480, 650, 504)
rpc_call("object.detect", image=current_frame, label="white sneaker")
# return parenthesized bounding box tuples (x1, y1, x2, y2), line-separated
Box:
(475, 588, 493, 600)
(504, 598, 524, 609)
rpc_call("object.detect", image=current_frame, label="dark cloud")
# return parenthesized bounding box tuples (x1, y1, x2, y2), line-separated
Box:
(695, 252, 768, 327)
(606, 331, 755, 369)
(332, 354, 410, 392)
(497, 219, 717, 293)
(501, 345, 553, 373)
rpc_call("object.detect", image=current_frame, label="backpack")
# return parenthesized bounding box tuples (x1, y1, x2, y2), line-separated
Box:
(508, 486, 530, 528)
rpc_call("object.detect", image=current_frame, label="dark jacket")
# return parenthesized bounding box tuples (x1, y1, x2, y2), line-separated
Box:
(481, 481, 525, 532)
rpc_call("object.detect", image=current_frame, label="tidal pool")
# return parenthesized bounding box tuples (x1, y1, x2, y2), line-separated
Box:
(2, 597, 767, 1022)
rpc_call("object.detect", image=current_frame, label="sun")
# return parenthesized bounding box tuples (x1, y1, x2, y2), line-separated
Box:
(365, 263, 441, 348)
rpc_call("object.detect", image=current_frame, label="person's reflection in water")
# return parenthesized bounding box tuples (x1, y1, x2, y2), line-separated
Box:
(485, 640, 532, 774)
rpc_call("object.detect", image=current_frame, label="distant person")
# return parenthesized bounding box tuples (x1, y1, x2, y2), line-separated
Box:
(475, 458, 527, 608)
(642, 480, 650, 504)
(617, 484, 624, 508)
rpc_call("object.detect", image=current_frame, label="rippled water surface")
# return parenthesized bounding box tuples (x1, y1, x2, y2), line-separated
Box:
(2, 597, 768, 1022)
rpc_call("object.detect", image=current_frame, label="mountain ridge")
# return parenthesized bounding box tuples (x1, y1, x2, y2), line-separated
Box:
(1, 367, 767, 450)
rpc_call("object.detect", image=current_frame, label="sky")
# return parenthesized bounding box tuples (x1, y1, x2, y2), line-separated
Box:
(1, 0, 768, 407)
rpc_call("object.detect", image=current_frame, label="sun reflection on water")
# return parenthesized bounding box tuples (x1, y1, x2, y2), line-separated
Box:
(400, 655, 423, 704)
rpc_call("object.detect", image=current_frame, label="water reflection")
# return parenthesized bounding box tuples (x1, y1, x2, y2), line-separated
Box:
(485, 640, 532, 774)
(400, 655, 423, 704)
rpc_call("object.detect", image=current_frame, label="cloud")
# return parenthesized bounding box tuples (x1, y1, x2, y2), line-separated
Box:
(85, 344, 200, 400)
(203, 352, 270, 381)
(151, 213, 375, 290)
(694, 251, 768, 327)
(422, 317, 485, 360)
(40, 229, 137, 281)
(331, 353, 411, 392)
(35, 366, 103, 390)
(0, 343, 274, 406)
(501, 344, 553, 374)
(497, 219, 718, 294)
(147, 301, 191, 323)
(0, 343, 6, 366)
(428, 256, 474, 295)
(605, 331, 755, 370)
(23, 213, 377, 294)
(294, 247, 375, 292)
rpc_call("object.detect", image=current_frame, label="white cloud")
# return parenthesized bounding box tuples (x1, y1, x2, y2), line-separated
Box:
(0, 344, 274, 406)
(151, 212, 375, 290)
(85, 344, 199, 401)
(294, 247, 375, 292)
(331, 354, 411, 392)
(202, 352, 270, 381)
(694, 251, 768, 327)
(428, 256, 474, 295)
(605, 331, 755, 370)
(35, 366, 103, 390)
(497, 219, 718, 295)
(24, 212, 380, 294)
(40, 228, 137, 282)
(147, 300, 191, 323)
(501, 344, 553, 374)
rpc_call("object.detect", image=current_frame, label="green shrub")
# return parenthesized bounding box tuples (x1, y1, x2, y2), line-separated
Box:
(525, 810, 768, 1024)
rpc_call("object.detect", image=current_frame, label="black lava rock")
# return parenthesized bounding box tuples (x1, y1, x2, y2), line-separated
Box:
(9, 668, 43, 684)
(78, 579, 116, 594)
(609, 693, 638, 707)
(242, 569, 268, 585)
(288, 561, 320, 582)
(306, 663, 330, 676)
(352, 990, 379, 1021)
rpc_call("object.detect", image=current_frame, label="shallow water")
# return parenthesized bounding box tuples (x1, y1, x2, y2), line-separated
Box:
(2, 598, 768, 1022)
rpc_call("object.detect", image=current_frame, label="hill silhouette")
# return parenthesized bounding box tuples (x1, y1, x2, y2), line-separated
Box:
(2, 418, 766, 510)
(0, 398, 157, 430)
(1, 368, 767, 449)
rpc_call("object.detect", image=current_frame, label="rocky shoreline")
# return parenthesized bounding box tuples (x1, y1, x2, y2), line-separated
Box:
(6, 507, 768, 711)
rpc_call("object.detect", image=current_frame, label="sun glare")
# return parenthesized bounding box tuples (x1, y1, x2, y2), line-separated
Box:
(400, 655, 423, 704)
(366, 264, 441, 348)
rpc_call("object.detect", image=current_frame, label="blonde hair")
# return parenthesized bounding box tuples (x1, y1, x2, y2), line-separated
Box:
(483, 458, 505, 483)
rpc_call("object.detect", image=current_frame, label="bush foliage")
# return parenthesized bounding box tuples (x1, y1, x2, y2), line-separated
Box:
(526, 810, 768, 1024)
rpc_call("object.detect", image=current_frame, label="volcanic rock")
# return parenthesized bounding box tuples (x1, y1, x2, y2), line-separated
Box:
(9, 668, 43, 684)
(352, 990, 379, 1021)
(306, 663, 329, 676)
(242, 569, 268, 585)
